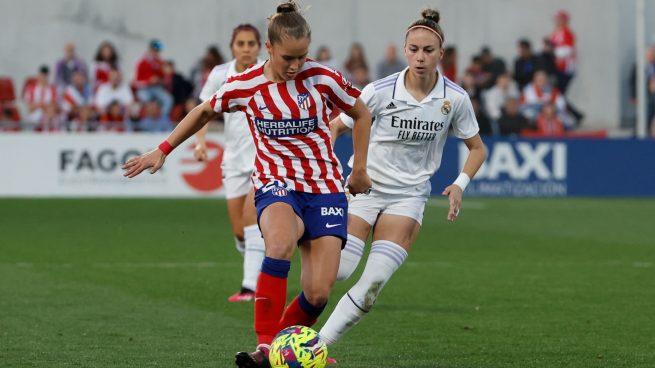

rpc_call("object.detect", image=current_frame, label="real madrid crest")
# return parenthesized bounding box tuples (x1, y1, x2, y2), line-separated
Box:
(441, 100, 452, 115)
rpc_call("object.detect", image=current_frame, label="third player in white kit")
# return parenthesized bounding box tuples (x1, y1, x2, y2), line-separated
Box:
(195, 24, 263, 302)
(319, 8, 487, 348)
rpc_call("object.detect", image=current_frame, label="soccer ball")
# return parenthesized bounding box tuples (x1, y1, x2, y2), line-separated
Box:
(269, 325, 328, 368)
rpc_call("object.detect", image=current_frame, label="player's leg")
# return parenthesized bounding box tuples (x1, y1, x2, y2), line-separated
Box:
(319, 195, 425, 346)
(226, 195, 246, 255)
(278, 192, 347, 330)
(235, 195, 304, 368)
(336, 192, 380, 281)
(236, 189, 263, 302)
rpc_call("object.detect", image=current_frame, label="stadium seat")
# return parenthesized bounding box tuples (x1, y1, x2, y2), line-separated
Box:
(0, 77, 16, 102)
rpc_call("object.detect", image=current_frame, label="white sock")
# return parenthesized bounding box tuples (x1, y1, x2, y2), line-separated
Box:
(242, 224, 265, 292)
(320, 240, 407, 345)
(336, 235, 366, 281)
(235, 237, 245, 257)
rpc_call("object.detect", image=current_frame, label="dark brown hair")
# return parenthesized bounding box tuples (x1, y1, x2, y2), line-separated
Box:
(230, 24, 262, 47)
(406, 9, 445, 46)
(268, 1, 311, 45)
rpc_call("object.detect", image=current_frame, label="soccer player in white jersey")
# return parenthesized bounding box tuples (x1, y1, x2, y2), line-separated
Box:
(122, 2, 372, 367)
(194, 24, 264, 303)
(319, 8, 487, 349)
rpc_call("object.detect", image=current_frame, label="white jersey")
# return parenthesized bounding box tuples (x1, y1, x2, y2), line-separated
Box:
(341, 68, 479, 196)
(200, 60, 259, 174)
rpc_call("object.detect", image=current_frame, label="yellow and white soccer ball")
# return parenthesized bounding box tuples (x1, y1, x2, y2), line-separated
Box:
(269, 325, 328, 368)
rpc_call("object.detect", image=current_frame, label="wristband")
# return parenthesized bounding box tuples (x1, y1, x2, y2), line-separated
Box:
(453, 173, 470, 191)
(158, 140, 174, 155)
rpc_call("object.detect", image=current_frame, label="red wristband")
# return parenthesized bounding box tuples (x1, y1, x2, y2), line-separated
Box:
(158, 141, 174, 155)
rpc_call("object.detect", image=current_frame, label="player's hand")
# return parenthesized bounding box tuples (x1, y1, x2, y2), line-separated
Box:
(442, 184, 463, 222)
(347, 169, 372, 196)
(122, 148, 166, 178)
(194, 143, 207, 161)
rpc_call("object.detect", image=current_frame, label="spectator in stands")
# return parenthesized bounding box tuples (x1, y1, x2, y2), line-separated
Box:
(497, 98, 530, 136)
(350, 65, 370, 90)
(23, 65, 58, 124)
(54, 43, 88, 90)
(440, 46, 457, 82)
(92, 41, 119, 91)
(35, 102, 64, 132)
(62, 69, 93, 121)
(549, 10, 585, 125)
(520, 70, 570, 127)
(471, 97, 492, 136)
(479, 46, 507, 89)
(535, 101, 565, 136)
(315, 45, 340, 71)
(137, 100, 172, 132)
(191, 45, 225, 99)
(483, 72, 519, 126)
(514, 39, 540, 90)
(549, 10, 576, 94)
(537, 38, 558, 79)
(465, 55, 488, 92)
(648, 46, 655, 81)
(94, 66, 134, 115)
(98, 100, 129, 132)
(461, 71, 481, 101)
(163, 60, 193, 111)
(0, 107, 20, 132)
(343, 42, 370, 81)
(376, 44, 405, 80)
(133, 39, 173, 118)
(68, 105, 93, 132)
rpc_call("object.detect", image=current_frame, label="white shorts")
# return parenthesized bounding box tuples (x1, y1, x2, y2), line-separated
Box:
(223, 169, 253, 199)
(348, 189, 428, 226)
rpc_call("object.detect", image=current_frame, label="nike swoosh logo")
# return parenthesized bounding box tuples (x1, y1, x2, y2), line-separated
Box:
(255, 297, 268, 302)
(325, 223, 341, 228)
(258, 105, 268, 111)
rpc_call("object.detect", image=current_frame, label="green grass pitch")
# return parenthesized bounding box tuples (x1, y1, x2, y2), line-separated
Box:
(1, 198, 654, 367)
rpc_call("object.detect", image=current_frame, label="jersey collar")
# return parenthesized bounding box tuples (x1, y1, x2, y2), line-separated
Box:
(392, 67, 446, 105)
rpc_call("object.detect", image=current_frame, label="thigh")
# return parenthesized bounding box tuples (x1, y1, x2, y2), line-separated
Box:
(372, 214, 421, 251)
(259, 202, 305, 260)
(242, 189, 257, 227)
(348, 214, 372, 242)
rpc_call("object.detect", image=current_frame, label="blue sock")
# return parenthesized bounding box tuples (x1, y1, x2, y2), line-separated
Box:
(261, 257, 290, 278)
(298, 291, 327, 317)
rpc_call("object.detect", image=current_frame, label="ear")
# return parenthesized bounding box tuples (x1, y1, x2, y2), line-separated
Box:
(265, 41, 272, 54)
(439, 47, 445, 60)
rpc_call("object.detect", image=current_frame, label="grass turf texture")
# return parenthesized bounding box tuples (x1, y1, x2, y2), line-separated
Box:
(0, 198, 653, 367)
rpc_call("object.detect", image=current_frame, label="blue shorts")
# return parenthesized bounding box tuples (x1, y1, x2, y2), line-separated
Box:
(255, 183, 348, 248)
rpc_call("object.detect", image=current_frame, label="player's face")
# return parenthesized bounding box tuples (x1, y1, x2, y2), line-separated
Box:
(404, 29, 443, 79)
(231, 30, 260, 70)
(267, 36, 310, 81)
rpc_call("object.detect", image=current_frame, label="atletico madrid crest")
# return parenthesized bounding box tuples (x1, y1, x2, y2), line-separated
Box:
(272, 187, 289, 197)
(297, 92, 312, 110)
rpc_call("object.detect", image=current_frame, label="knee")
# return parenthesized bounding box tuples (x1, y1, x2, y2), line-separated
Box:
(264, 240, 294, 260)
(302, 286, 332, 307)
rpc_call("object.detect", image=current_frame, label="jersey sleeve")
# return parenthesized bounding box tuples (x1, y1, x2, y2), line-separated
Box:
(339, 82, 378, 129)
(313, 66, 361, 113)
(208, 79, 249, 114)
(452, 96, 480, 139)
(199, 66, 227, 102)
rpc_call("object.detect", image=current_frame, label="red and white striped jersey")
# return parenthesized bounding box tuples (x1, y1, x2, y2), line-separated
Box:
(210, 59, 360, 194)
(23, 83, 58, 106)
(62, 85, 92, 113)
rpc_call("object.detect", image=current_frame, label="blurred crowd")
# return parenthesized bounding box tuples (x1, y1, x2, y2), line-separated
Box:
(1, 10, 654, 137)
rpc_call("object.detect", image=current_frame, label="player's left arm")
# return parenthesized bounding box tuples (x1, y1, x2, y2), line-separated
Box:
(343, 98, 372, 195)
(443, 96, 487, 222)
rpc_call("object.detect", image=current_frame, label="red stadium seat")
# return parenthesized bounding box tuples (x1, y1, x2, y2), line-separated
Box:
(0, 77, 16, 102)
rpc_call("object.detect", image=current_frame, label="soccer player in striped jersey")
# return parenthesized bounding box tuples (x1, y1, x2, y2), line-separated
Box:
(194, 24, 264, 303)
(318, 8, 487, 349)
(122, 2, 372, 367)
